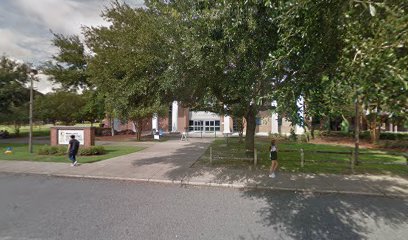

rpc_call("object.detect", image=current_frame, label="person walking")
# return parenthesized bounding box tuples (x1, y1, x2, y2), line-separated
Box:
(269, 139, 278, 178)
(67, 135, 80, 166)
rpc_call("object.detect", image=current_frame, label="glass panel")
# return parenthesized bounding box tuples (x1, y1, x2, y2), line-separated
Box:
(233, 119, 239, 132)
(256, 118, 261, 125)
(210, 121, 214, 126)
(215, 126, 220, 131)
(215, 121, 220, 126)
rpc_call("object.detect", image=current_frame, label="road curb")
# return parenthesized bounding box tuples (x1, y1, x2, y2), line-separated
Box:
(2, 171, 406, 198)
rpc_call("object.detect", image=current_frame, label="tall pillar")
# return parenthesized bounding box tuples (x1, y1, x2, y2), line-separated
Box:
(389, 123, 393, 132)
(271, 101, 279, 134)
(295, 96, 305, 135)
(224, 116, 231, 133)
(152, 114, 158, 131)
(172, 101, 178, 132)
(113, 118, 120, 131)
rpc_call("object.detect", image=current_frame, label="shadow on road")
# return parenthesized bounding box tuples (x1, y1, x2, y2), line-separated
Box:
(238, 189, 408, 240)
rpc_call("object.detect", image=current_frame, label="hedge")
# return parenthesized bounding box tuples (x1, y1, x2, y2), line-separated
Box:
(38, 145, 106, 156)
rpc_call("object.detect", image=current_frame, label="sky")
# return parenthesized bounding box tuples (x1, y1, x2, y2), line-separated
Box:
(0, 0, 144, 93)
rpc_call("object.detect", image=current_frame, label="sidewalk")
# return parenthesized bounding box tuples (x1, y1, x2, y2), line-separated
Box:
(0, 138, 407, 198)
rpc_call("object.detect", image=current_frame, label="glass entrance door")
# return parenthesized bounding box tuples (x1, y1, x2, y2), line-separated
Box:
(193, 120, 203, 132)
(204, 120, 220, 132)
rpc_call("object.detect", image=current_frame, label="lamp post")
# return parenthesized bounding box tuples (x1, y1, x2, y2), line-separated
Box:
(28, 69, 38, 153)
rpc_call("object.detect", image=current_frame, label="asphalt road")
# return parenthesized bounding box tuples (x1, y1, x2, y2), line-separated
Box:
(0, 173, 407, 240)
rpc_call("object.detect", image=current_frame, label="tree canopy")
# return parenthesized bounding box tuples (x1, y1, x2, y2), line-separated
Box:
(83, 2, 171, 139)
(0, 56, 30, 113)
(44, 0, 407, 148)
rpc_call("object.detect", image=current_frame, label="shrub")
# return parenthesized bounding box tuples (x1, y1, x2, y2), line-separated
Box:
(38, 145, 107, 156)
(79, 146, 106, 156)
(379, 132, 408, 141)
(37, 145, 66, 155)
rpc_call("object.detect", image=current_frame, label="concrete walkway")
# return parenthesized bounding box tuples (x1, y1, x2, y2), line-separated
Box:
(0, 138, 407, 198)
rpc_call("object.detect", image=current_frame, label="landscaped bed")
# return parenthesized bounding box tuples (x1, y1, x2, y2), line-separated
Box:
(0, 143, 144, 163)
(196, 138, 408, 176)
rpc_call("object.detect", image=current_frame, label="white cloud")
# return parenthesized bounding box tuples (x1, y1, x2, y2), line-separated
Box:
(10, 0, 109, 35)
(0, 0, 145, 92)
(0, 29, 33, 57)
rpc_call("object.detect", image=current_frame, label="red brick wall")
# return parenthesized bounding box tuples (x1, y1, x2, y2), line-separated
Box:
(50, 127, 95, 147)
(178, 107, 189, 132)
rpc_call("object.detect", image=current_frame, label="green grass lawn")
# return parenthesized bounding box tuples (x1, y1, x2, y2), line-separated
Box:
(197, 138, 408, 176)
(0, 143, 144, 163)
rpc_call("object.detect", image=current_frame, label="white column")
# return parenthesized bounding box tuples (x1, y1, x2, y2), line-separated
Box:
(389, 123, 393, 132)
(224, 116, 231, 133)
(271, 101, 279, 134)
(113, 118, 120, 131)
(152, 114, 158, 130)
(172, 101, 178, 132)
(295, 96, 305, 135)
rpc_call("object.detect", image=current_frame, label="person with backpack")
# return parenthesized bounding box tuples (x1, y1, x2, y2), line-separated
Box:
(67, 135, 80, 166)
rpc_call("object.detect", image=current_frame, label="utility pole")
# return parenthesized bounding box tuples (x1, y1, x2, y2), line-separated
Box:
(28, 69, 38, 153)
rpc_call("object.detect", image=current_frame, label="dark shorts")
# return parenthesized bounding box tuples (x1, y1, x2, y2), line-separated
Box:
(68, 152, 76, 162)
(270, 151, 278, 161)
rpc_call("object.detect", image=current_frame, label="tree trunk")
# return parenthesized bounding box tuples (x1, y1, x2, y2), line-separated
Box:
(134, 119, 143, 141)
(13, 122, 20, 137)
(245, 106, 256, 152)
(310, 116, 315, 139)
(111, 118, 115, 136)
(354, 98, 360, 166)
(238, 118, 244, 143)
(369, 120, 379, 144)
(327, 116, 331, 133)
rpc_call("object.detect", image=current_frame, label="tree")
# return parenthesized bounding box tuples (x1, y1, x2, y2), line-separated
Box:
(156, 0, 281, 151)
(0, 103, 29, 136)
(267, 0, 407, 164)
(340, 0, 408, 144)
(83, 1, 171, 140)
(0, 56, 30, 113)
(44, 33, 90, 90)
(265, 0, 352, 137)
(80, 90, 106, 126)
(35, 91, 86, 125)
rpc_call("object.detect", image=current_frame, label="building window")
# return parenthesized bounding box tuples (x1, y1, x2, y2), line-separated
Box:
(215, 120, 220, 131)
(256, 117, 262, 125)
(233, 118, 240, 132)
(189, 120, 194, 131)
(189, 120, 220, 132)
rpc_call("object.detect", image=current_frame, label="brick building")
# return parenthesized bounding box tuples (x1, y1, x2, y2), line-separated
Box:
(104, 101, 304, 136)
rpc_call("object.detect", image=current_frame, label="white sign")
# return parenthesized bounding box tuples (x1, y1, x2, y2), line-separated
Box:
(58, 130, 84, 145)
(189, 111, 220, 120)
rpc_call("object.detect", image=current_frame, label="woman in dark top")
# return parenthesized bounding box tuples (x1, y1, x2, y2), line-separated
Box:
(269, 139, 278, 178)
